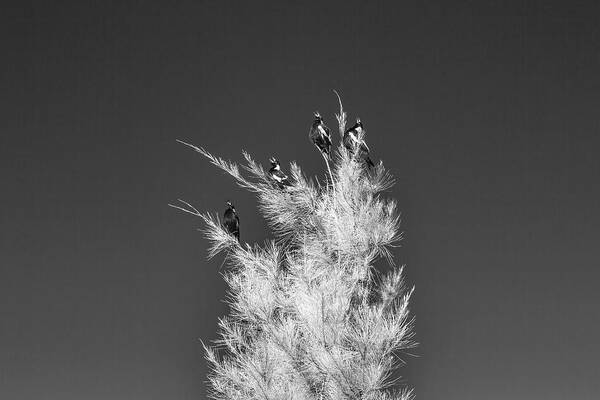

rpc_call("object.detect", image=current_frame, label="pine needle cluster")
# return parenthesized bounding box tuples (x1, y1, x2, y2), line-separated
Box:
(173, 101, 416, 400)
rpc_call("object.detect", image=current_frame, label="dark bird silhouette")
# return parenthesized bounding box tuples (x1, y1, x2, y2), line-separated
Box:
(309, 112, 332, 159)
(223, 201, 240, 241)
(268, 157, 291, 189)
(343, 118, 375, 168)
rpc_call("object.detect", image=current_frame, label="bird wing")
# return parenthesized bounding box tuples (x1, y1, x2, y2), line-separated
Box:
(270, 170, 287, 182)
(349, 131, 361, 146)
(360, 140, 370, 153)
(224, 209, 239, 227)
(322, 124, 332, 143)
(309, 122, 320, 141)
(342, 131, 353, 150)
(317, 125, 328, 138)
(278, 171, 289, 181)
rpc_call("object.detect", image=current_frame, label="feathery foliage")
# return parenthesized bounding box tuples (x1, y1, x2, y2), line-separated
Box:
(173, 99, 416, 400)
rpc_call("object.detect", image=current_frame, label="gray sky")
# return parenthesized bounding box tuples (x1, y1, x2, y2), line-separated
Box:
(2, 1, 599, 399)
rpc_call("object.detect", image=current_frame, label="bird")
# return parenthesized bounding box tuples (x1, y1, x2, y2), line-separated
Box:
(223, 201, 240, 241)
(268, 157, 291, 189)
(309, 112, 332, 159)
(343, 118, 375, 168)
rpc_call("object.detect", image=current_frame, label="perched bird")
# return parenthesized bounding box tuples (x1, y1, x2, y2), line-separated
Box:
(343, 118, 375, 168)
(223, 201, 240, 241)
(309, 112, 332, 159)
(268, 157, 291, 189)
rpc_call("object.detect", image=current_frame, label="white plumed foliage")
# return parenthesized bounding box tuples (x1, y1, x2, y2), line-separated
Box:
(177, 102, 416, 400)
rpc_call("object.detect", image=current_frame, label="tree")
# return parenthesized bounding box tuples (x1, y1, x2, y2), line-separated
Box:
(171, 99, 416, 400)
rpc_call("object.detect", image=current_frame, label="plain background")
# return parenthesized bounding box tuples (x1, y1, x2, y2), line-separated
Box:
(2, 1, 599, 399)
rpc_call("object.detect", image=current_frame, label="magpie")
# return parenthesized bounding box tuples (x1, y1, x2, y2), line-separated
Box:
(223, 201, 240, 242)
(343, 118, 375, 168)
(268, 157, 291, 189)
(309, 112, 332, 159)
